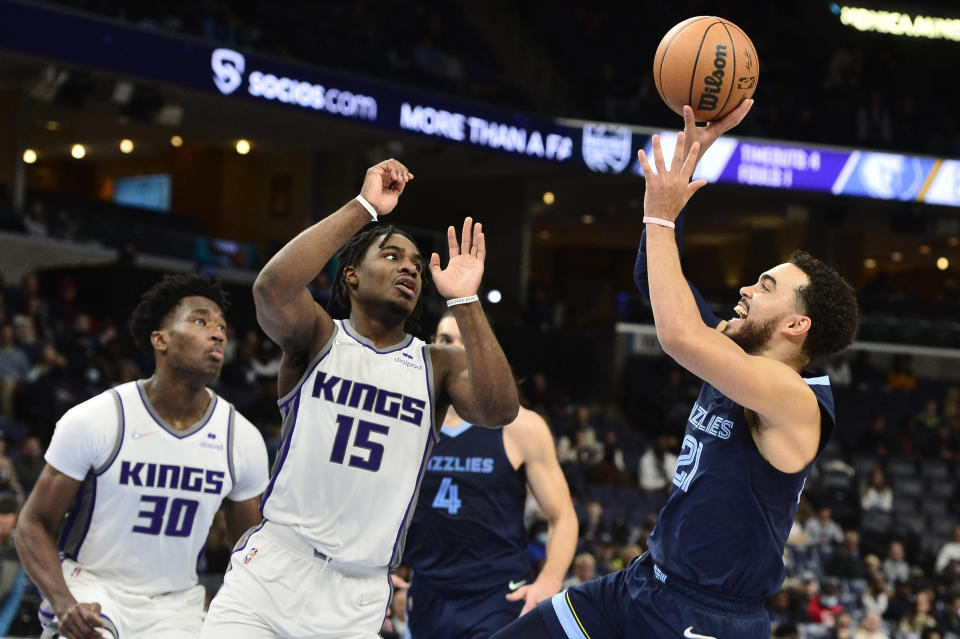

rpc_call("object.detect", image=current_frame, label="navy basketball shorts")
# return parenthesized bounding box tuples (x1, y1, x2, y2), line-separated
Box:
(406, 577, 524, 639)
(509, 554, 770, 639)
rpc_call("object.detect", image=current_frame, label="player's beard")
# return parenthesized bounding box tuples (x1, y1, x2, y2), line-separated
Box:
(723, 315, 780, 354)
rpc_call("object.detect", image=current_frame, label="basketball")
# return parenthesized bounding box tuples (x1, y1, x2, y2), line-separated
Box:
(653, 16, 759, 122)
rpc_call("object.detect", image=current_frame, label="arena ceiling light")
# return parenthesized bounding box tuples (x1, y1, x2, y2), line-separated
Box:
(235, 139, 251, 155)
(70, 143, 86, 159)
(833, 4, 960, 42)
(486, 289, 502, 304)
(119, 139, 134, 154)
(22, 149, 37, 164)
(542, 191, 555, 205)
(170, 135, 184, 148)
(937, 257, 950, 270)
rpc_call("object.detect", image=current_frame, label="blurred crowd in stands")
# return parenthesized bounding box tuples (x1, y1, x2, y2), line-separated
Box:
(1, 257, 959, 637)
(48, 0, 960, 157)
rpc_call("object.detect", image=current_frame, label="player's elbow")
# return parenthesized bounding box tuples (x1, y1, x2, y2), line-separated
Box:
(656, 324, 697, 360)
(481, 397, 520, 428)
(252, 269, 282, 308)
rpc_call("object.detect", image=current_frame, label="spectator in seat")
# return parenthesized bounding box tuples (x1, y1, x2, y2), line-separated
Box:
(638, 433, 678, 494)
(861, 467, 893, 512)
(935, 594, 960, 637)
(808, 582, 844, 625)
(897, 591, 936, 638)
(935, 524, 960, 574)
(830, 611, 855, 639)
(0, 494, 26, 636)
(883, 580, 912, 623)
(562, 553, 596, 589)
(828, 530, 865, 579)
(0, 323, 29, 423)
(883, 540, 910, 585)
(13, 437, 43, 495)
(853, 613, 889, 639)
(862, 574, 889, 617)
(806, 506, 844, 547)
(886, 355, 917, 392)
(859, 414, 892, 457)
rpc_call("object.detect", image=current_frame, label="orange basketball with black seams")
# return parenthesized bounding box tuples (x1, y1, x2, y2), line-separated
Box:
(653, 16, 759, 122)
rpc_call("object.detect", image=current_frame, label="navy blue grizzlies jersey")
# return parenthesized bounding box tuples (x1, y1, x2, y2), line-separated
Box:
(404, 422, 530, 593)
(646, 375, 836, 600)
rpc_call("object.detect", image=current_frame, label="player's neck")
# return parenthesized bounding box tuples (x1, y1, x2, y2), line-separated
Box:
(443, 407, 466, 428)
(142, 369, 212, 429)
(347, 309, 407, 348)
(757, 341, 807, 373)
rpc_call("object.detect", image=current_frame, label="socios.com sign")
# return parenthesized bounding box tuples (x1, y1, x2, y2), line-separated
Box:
(211, 48, 378, 121)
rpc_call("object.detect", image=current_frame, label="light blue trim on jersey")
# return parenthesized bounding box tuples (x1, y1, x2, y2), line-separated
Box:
(440, 422, 473, 438)
(804, 375, 830, 386)
(550, 591, 590, 639)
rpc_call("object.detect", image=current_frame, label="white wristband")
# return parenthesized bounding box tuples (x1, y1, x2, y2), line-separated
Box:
(355, 194, 378, 221)
(446, 295, 479, 308)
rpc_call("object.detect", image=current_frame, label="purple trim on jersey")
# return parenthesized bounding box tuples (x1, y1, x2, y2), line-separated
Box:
(422, 345, 439, 445)
(60, 475, 97, 559)
(136, 381, 219, 439)
(276, 326, 339, 410)
(387, 345, 437, 565)
(96, 389, 126, 476)
(259, 394, 301, 516)
(339, 319, 415, 355)
(57, 489, 82, 553)
(99, 612, 119, 638)
(230, 520, 267, 558)
(381, 572, 394, 631)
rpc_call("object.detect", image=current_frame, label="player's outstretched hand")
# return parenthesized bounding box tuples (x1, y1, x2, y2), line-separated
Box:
(429, 217, 485, 301)
(359, 159, 414, 218)
(390, 572, 410, 590)
(506, 578, 560, 617)
(683, 98, 754, 164)
(58, 601, 107, 639)
(637, 132, 706, 224)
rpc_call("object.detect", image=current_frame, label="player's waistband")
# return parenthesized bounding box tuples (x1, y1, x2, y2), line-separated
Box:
(261, 520, 386, 578)
(636, 554, 765, 614)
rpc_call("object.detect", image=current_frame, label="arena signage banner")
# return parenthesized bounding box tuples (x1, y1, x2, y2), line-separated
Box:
(1, 0, 956, 204)
(0, 0, 576, 164)
(636, 133, 958, 205)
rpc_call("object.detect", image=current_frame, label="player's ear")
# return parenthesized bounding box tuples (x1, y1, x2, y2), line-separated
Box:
(344, 265, 359, 289)
(784, 314, 811, 338)
(150, 329, 168, 353)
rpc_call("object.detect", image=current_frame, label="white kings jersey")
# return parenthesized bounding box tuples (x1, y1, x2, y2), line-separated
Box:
(45, 380, 269, 595)
(262, 319, 438, 568)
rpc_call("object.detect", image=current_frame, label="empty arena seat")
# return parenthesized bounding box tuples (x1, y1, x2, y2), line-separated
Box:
(892, 477, 924, 499)
(886, 456, 917, 478)
(926, 479, 956, 502)
(921, 459, 951, 480)
(861, 511, 894, 534)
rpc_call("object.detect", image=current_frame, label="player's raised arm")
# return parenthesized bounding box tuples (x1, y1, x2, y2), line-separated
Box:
(639, 133, 819, 445)
(15, 466, 105, 639)
(430, 219, 519, 427)
(252, 159, 414, 358)
(633, 100, 754, 328)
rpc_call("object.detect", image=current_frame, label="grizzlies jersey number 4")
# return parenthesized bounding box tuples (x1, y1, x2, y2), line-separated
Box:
(50, 381, 247, 595)
(261, 320, 437, 568)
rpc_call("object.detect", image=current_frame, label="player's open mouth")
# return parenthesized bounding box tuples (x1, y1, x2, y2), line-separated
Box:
(394, 277, 417, 299)
(734, 302, 749, 319)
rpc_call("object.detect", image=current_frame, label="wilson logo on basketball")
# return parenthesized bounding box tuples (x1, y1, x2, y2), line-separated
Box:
(697, 44, 728, 112)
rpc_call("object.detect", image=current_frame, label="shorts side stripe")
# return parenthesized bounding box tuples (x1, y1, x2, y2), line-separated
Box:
(550, 592, 590, 639)
(566, 592, 592, 639)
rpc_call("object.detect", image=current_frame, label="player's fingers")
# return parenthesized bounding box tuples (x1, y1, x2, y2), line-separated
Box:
(718, 98, 753, 133)
(681, 141, 701, 177)
(476, 231, 485, 263)
(470, 223, 482, 257)
(688, 179, 708, 197)
(652, 135, 667, 176)
(636, 149, 654, 178)
(682, 105, 696, 131)
(519, 598, 536, 617)
(460, 217, 473, 256)
(671, 132, 686, 171)
(505, 588, 524, 601)
(428, 252, 442, 274)
(446, 226, 459, 258)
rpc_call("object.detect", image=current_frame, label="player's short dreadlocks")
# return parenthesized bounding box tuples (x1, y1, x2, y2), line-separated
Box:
(130, 273, 230, 354)
(327, 223, 426, 335)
